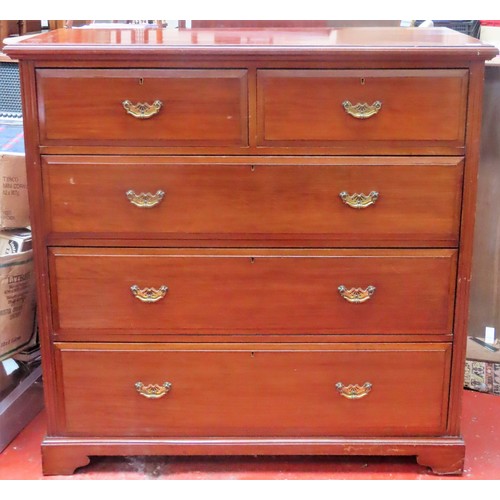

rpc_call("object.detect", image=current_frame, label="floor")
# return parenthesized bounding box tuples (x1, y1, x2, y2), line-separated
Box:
(0, 388, 498, 480)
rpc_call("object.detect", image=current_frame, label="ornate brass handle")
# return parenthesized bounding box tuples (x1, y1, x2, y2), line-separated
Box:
(131, 285, 168, 303)
(126, 190, 165, 208)
(338, 285, 376, 304)
(339, 191, 379, 209)
(336, 382, 372, 400)
(122, 99, 163, 119)
(135, 381, 172, 399)
(342, 100, 382, 119)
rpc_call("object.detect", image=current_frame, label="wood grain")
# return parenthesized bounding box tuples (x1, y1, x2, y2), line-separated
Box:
(5, 27, 498, 62)
(17, 61, 64, 436)
(257, 69, 468, 150)
(36, 69, 248, 146)
(48, 248, 458, 336)
(42, 156, 464, 246)
(447, 61, 488, 435)
(8, 27, 497, 476)
(54, 342, 451, 437)
(41, 435, 465, 475)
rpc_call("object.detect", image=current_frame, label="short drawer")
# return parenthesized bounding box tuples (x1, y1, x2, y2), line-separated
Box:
(36, 69, 248, 146)
(49, 248, 457, 336)
(257, 69, 468, 151)
(43, 156, 463, 247)
(55, 342, 451, 437)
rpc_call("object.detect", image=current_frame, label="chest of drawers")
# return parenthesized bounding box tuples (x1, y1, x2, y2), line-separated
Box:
(6, 27, 498, 475)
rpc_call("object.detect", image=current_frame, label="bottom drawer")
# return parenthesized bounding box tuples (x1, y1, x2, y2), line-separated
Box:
(55, 343, 451, 437)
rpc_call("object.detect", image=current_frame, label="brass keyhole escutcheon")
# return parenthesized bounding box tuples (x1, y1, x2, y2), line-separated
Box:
(139, 77, 144, 85)
(360, 77, 365, 85)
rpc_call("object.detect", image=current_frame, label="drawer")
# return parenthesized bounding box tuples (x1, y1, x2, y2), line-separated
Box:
(257, 69, 468, 151)
(43, 156, 463, 247)
(49, 248, 457, 336)
(55, 342, 451, 437)
(36, 69, 248, 146)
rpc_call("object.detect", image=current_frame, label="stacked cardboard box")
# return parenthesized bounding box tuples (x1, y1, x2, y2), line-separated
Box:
(0, 231, 36, 361)
(0, 151, 43, 452)
(0, 153, 35, 362)
(0, 153, 29, 230)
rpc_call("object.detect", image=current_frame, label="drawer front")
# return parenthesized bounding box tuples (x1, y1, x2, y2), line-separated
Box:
(257, 69, 468, 150)
(43, 157, 463, 247)
(55, 343, 451, 437)
(49, 248, 457, 336)
(36, 69, 248, 146)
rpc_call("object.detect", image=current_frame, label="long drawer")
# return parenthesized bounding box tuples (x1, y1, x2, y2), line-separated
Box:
(257, 69, 468, 150)
(49, 248, 457, 336)
(42, 156, 463, 247)
(55, 342, 451, 437)
(36, 69, 248, 146)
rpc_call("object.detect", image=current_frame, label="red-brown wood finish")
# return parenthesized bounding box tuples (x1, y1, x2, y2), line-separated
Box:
(5, 27, 498, 476)
(48, 248, 457, 336)
(17, 61, 64, 436)
(257, 69, 468, 149)
(42, 156, 464, 246)
(447, 61, 489, 436)
(54, 343, 451, 437)
(40, 437, 466, 476)
(5, 27, 497, 61)
(36, 69, 248, 146)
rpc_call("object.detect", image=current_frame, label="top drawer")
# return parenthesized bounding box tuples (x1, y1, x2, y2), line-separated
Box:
(36, 69, 248, 147)
(257, 69, 468, 152)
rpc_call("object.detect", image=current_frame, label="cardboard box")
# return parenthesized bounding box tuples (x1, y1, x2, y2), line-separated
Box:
(0, 152, 30, 230)
(0, 229, 32, 255)
(464, 337, 500, 396)
(0, 248, 36, 361)
(13, 308, 39, 363)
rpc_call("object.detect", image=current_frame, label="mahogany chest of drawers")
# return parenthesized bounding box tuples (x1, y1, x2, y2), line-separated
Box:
(6, 27, 498, 475)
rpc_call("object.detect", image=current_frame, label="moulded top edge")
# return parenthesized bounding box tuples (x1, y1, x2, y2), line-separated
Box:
(4, 27, 499, 62)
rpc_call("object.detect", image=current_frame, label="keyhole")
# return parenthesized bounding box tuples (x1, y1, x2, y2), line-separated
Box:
(360, 78, 365, 85)
(251, 165, 255, 172)
(250, 257, 255, 264)
(139, 78, 144, 85)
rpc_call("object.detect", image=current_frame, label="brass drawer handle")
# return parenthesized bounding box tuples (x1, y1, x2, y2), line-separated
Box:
(342, 100, 382, 119)
(339, 191, 379, 209)
(126, 189, 165, 208)
(338, 285, 376, 304)
(131, 284, 168, 303)
(135, 381, 172, 399)
(122, 99, 163, 119)
(336, 382, 372, 400)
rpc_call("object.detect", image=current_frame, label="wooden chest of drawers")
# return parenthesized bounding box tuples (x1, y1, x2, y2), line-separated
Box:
(6, 27, 498, 475)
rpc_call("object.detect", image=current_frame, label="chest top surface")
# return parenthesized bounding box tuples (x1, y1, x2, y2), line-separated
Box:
(4, 27, 498, 62)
